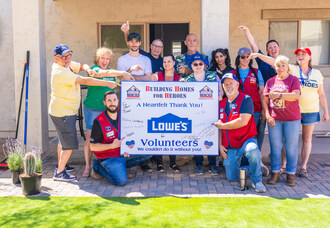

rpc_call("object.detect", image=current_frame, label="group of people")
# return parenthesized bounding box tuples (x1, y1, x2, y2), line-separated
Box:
(49, 22, 328, 194)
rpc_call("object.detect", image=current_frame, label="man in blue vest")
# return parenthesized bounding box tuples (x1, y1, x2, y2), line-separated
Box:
(213, 73, 266, 193)
(90, 91, 152, 185)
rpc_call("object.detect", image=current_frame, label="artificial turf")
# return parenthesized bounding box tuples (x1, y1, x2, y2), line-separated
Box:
(0, 197, 329, 227)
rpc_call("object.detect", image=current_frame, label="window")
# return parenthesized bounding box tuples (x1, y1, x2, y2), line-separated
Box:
(270, 20, 330, 65)
(98, 24, 145, 69)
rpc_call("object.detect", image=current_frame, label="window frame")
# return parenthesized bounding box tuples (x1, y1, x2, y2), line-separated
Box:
(97, 22, 148, 51)
(268, 19, 330, 67)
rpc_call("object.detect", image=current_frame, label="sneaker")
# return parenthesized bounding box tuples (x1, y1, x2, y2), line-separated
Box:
(141, 165, 152, 173)
(169, 164, 181, 173)
(53, 169, 77, 182)
(196, 165, 204, 175)
(157, 163, 165, 173)
(261, 163, 269, 177)
(56, 164, 75, 172)
(209, 166, 219, 176)
(252, 182, 266, 193)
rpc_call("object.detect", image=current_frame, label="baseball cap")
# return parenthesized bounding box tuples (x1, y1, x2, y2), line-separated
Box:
(54, 44, 72, 56)
(237, 47, 251, 56)
(221, 73, 238, 84)
(294, 47, 312, 56)
(127, 32, 141, 42)
(191, 54, 205, 63)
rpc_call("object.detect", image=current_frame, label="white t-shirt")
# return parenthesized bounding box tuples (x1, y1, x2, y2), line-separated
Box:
(117, 54, 152, 77)
(289, 64, 323, 113)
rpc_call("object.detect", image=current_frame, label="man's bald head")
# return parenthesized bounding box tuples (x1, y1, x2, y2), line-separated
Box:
(184, 33, 199, 52)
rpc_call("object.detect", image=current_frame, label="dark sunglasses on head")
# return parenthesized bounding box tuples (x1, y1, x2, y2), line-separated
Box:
(193, 63, 204, 66)
(240, 55, 250, 59)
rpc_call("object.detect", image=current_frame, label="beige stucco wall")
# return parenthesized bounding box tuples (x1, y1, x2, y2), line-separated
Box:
(229, 0, 330, 132)
(0, 1, 15, 136)
(44, 0, 201, 133)
(1, 0, 330, 137)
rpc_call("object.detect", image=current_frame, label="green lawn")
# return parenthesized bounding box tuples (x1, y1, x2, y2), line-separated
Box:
(0, 197, 329, 227)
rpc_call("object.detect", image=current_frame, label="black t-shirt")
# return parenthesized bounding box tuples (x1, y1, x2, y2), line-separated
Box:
(225, 94, 254, 117)
(90, 111, 119, 144)
(208, 65, 234, 80)
(139, 49, 163, 73)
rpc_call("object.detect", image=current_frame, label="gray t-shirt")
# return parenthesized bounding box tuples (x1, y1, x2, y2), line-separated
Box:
(117, 54, 152, 77)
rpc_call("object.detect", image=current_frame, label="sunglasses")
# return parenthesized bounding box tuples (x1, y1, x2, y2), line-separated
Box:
(193, 63, 204, 66)
(240, 55, 250, 59)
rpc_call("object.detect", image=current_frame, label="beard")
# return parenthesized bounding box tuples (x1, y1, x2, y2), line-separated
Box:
(130, 47, 139, 52)
(225, 89, 235, 96)
(106, 105, 118, 113)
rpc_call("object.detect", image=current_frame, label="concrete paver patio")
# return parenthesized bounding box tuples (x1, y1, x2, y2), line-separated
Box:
(1, 135, 329, 198)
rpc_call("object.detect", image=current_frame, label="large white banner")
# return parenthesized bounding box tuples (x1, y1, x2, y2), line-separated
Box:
(120, 81, 219, 155)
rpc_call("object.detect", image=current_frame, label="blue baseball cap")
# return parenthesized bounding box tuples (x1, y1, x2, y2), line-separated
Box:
(54, 44, 72, 56)
(237, 47, 251, 56)
(221, 73, 238, 84)
(191, 53, 205, 63)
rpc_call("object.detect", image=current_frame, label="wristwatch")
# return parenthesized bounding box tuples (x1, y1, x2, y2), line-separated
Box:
(279, 93, 283, 99)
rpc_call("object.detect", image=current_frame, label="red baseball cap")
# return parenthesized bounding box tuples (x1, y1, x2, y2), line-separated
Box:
(294, 47, 312, 56)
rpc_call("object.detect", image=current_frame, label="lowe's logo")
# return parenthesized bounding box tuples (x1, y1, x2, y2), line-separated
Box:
(147, 113, 192, 133)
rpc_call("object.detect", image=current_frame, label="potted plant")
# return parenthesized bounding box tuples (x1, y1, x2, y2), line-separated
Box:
(2, 138, 24, 184)
(19, 151, 42, 196)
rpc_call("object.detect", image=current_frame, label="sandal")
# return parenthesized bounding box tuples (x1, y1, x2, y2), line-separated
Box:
(297, 168, 308, 178)
(280, 167, 286, 174)
(82, 169, 90, 177)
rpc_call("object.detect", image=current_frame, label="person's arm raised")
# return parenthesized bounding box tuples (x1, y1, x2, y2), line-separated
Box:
(238, 25, 259, 53)
(121, 21, 130, 47)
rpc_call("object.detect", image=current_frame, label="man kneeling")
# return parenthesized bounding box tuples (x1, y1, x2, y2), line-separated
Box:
(213, 73, 266, 193)
(90, 91, 151, 185)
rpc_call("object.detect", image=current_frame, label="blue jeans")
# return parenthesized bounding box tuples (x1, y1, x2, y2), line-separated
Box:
(254, 112, 266, 151)
(241, 112, 265, 165)
(223, 137, 262, 184)
(194, 155, 217, 167)
(83, 106, 103, 130)
(93, 155, 152, 186)
(268, 120, 300, 174)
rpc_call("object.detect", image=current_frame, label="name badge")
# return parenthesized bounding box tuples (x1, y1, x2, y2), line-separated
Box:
(106, 131, 114, 137)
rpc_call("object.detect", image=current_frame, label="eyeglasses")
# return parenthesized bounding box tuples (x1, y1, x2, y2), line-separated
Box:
(193, 63, 204, 66)
(240, 55, 250, 59)
(152, 44, 163, 49)
(58, 53, 72, 60)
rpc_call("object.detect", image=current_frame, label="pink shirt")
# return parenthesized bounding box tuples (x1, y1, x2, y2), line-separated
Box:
(264, 74, 301, 121)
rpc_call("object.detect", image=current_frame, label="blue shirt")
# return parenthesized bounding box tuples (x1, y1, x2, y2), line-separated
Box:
(255, 50, 277, 83)
(139, 49, 163, 73)
(238, 68, 264, 86)
(225, 94, 254, 117)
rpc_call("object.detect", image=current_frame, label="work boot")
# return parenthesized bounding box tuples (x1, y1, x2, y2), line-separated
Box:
(267, 172, 280, 185)
(287, 174, 296, 187)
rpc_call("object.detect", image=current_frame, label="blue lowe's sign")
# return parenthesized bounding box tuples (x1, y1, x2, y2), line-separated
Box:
(147, 113, 192, 133)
